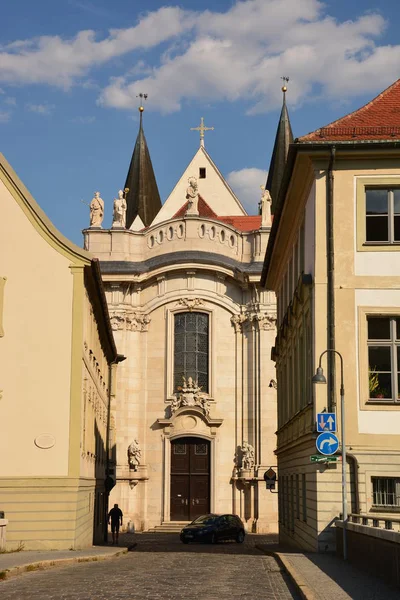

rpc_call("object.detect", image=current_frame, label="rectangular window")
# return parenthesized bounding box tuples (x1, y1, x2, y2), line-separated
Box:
(174, 312, 209, 392)
(365, 188, 400, 243)
(199, 167, 206, 179)
(302, 474, 307, 522)
(367, 316, 400, 402)
(372, 477, 400, 508)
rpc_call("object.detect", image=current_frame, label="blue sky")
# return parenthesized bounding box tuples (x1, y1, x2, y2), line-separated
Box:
(1, 0, 400, 245)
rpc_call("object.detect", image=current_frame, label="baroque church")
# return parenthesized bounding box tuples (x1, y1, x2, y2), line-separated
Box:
(84, 106, 278, 533)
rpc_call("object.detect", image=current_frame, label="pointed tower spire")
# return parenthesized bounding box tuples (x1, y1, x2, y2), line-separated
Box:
(265, 77, 293, 214)
(124, 95, 162, 228)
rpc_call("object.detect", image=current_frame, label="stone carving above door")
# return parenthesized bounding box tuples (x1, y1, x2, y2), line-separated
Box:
(171, 376, 210, 417)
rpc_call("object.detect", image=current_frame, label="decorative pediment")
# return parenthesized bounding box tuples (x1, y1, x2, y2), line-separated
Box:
(156, 405, 223, 436)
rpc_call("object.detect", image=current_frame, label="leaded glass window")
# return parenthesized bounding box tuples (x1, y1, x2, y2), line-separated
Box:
(174, 312, 209, 392)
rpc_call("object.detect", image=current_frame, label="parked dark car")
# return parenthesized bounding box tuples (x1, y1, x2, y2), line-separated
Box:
(180, 513, 245, 544)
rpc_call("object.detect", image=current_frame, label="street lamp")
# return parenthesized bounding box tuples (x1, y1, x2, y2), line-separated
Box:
(312, 349, 347, 561)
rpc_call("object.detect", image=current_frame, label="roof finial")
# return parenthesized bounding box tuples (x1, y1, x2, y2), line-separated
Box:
(136, 93, 148, 126)
(190, 117, 214, 148)
(281, 76, 289, 96)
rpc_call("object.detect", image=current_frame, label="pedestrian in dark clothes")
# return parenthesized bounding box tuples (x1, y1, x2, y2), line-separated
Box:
(108, 503, 123, 545)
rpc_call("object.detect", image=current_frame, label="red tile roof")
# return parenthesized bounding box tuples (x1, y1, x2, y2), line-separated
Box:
(218, 215, 262, 232)
(173, 196, 219, 220)
(173, 195, 261, 232)
(299, 79, 400, 142)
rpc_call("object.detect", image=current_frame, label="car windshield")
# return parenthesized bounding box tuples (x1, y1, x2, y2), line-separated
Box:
(191, 515, 219, 525)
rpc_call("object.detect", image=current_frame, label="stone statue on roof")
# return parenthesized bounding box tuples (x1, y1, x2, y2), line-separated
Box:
(185, 176, 199, 216)
(112, 189, 127, 228)
(90, 191, 104, 227)
(259, 186, 272, 228)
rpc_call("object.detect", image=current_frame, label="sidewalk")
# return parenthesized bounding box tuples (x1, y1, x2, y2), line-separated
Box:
(257, 544, 400, 600)
(0, 541, 129, 581)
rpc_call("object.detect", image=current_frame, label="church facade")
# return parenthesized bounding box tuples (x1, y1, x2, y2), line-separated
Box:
(85, 111, 278, 533)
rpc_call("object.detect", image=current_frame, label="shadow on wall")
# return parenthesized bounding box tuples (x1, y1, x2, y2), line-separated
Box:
(93, 418, 116, 545)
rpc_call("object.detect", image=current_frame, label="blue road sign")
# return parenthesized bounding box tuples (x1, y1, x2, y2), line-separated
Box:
(317, 412, 337, 433)
(316, 432, 339, 456)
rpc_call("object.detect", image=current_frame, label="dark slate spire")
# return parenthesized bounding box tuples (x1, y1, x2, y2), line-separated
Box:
(265, 83, 293, 214)
(124, 107, 162, 228)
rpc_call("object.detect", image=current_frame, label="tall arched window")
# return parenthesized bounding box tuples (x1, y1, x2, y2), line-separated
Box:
(174, 312, 209, 392)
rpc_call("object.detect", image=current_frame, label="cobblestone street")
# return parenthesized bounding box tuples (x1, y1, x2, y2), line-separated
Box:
(0, 534, 299, 600)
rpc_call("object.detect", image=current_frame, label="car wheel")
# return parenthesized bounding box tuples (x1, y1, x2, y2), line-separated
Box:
(236, 530, 245, 544)
(211, 533, 217, 544)
(182, 539, 189, 544)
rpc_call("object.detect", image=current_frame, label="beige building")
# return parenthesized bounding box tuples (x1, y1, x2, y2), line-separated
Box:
(262, 81, 400, 551)
(0, 154, 120, 550)
(85, 110, 278, 533)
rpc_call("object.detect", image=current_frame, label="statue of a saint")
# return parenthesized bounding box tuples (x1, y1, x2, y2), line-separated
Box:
(90, 191, 104, 228)
(185, 177, 199, 215)
(259, 186, 272, 228)
(241, 441, 255, 470)
(112, 190, 127, 228)
(127, 439, 141, 470)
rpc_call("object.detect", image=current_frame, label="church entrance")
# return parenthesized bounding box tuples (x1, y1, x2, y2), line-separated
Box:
(170, 437, 210, 521)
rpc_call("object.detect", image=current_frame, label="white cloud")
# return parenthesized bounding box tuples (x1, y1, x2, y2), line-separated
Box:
(0, 110, 11, 123)
(227, 168, 267, 214)
(4, 96, 16, 106)
(100, 0, 398, 114)
(0, 1, 399, 115)
(0, 7, 194, 88)
(26, 103, 55, 115)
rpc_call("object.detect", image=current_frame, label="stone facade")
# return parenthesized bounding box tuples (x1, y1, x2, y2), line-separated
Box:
(85, 144, 278, 533)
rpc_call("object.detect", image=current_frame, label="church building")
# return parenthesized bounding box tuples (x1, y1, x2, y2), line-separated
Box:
(84, 108, 278, 533)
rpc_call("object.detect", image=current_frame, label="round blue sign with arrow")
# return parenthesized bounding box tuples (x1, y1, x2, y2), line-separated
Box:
(316, 432, 339, 456)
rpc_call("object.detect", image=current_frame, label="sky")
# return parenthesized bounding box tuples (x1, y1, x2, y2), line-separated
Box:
(1, 0, 400, 245)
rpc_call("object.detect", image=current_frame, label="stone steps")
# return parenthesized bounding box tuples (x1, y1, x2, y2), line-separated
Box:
(147, 521, 190, 533)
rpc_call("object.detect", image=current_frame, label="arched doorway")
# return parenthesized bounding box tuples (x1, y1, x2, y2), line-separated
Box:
(170, 437, 210, 521)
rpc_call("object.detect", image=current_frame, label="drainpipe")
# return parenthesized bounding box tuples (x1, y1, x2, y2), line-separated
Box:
(327, 146, 336, 412)
(346, 453, 360, 514)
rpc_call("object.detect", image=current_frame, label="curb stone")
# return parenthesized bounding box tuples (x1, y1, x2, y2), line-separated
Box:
(256, 545, 317, 600)
(0, 546, 134, 582)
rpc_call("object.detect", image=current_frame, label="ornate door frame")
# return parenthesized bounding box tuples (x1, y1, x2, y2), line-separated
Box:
(157, 406, 222, 523)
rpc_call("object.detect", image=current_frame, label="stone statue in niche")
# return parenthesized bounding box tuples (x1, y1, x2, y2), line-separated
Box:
(112, 189, 127, 228)
(89, 191, 104, 227)
(185, 176, 199, 216)
(128, 439, 141, 470)
(259, 186, 272, 228)
(241, 441, 255, 470)
(170, 376, 210, 416)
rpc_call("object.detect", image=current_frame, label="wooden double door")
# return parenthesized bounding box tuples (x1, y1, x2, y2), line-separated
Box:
(170, 437, 210, 521)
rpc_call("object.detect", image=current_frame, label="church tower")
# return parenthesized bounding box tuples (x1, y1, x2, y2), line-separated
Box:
(265, 80, 293, 214)
(124, 103, 162, 228)
(84, 109, 278, 534)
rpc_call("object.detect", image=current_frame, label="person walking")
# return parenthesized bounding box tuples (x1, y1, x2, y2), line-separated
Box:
(108, 503, 123, 545)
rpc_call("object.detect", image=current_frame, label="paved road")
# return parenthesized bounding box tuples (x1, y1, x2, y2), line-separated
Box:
(1, 534, 299, 600)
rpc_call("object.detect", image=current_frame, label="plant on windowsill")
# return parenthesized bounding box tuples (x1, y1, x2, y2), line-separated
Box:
(369, 369, 385, 399)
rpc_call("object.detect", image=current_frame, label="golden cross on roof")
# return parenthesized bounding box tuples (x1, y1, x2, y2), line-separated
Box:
(190, 117, 214, 148)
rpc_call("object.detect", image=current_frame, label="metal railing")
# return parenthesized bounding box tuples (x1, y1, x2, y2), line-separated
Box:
(349, 513, 400, 533)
